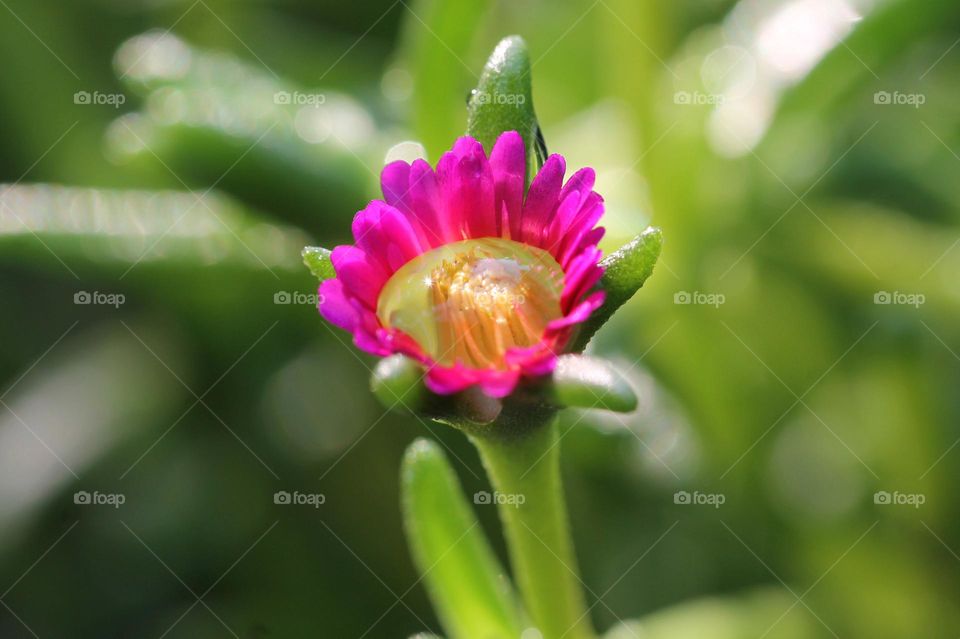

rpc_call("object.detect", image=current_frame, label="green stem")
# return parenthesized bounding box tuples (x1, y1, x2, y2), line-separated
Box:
(470, 420, 595, 639)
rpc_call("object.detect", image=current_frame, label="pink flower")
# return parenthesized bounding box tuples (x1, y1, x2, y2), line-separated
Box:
(318, 131, 606, 398)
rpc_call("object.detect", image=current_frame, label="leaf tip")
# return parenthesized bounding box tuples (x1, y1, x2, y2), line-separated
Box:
(551, 354, 638, 413)
(302, 245, 335, 281)
(403, 437, 442, 468)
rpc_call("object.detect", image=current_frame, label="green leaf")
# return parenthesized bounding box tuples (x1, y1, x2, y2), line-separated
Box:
(371, 354, 429, 414)
(572, 226, 663, 351)
(467, 36, 541, 183)
(404, 0, 488, 161)
(112, 31, 372, 230)
(550, 355, 638, 413)
(0, 183, 308, 273)
(401, 439, 526, 639)
(370, 355, 503, 427)
(775, 0, 957, 128)
(301, 246, 334, 281)
(604, 587, 816, 639)
(371, 351, 637, 430)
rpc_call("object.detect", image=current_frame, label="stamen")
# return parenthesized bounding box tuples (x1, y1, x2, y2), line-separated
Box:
(376, 238, 565, 369)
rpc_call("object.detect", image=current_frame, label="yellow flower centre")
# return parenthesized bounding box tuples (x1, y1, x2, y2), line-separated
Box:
(376, 238, 565, 369)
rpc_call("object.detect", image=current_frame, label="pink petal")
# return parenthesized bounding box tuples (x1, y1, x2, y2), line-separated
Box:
(351, 301, 391, 355)
(561, 247, 604, 309)
(451, 136, 482, 159)
(459, 146, 496, 238)
(478, 370, 521, 398)
(505, 344, 558, 376)
(318, 279, 357, 331)
(437, 139, 495, 239)
(521, 154, 565, 246)
(489, 131, 526, 239)
(350, 202, 426, 273)
(547, 290, 605, 332)
(563, 226, 606, 270)
(350, 204, 389, 272)
(560, 167, 595, 202)
(542, 190, 584, 259)
(379, 329, 430, 364)
(331, 245, 387, 310)
(559, 197, 605, 267)
(380, 161, 412, 215)
(425, 365, 476, 395)
(407, 159, 447, 246)
(380, 206, 426, 270)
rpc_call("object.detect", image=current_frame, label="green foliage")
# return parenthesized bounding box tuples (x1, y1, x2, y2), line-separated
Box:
(301, 246, 335, 281)
(371, 354, 430, 414)
(401, 439, 525, 639)
(605, 588, 814, 639)
(367, 352, 638, 429)
(573, 226, 663, 351)
(466, 35, 541, 183)
(550, 355, 638, 413)
(405, 0, 489, 161)
(470, 423, 595, 639)
(112, 31, 374, 233)
(3, 0, 960, 636)
(0, 184, 308, 272)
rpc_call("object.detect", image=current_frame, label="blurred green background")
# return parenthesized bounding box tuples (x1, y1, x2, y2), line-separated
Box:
(1, 0, 958, 637)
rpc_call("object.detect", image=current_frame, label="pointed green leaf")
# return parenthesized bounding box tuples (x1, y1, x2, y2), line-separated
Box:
(550, 355, 638, 413)
(467, 36, 541, 183)
(573, 226, 663, 351)
(402, 439, 525, 639)
(301, 246, 334, 281)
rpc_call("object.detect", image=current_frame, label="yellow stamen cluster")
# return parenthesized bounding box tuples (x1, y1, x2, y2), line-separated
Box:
(377, 238, 564, 369)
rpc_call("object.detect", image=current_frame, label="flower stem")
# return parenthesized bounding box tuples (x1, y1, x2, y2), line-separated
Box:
(470, 419, 595, 639)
